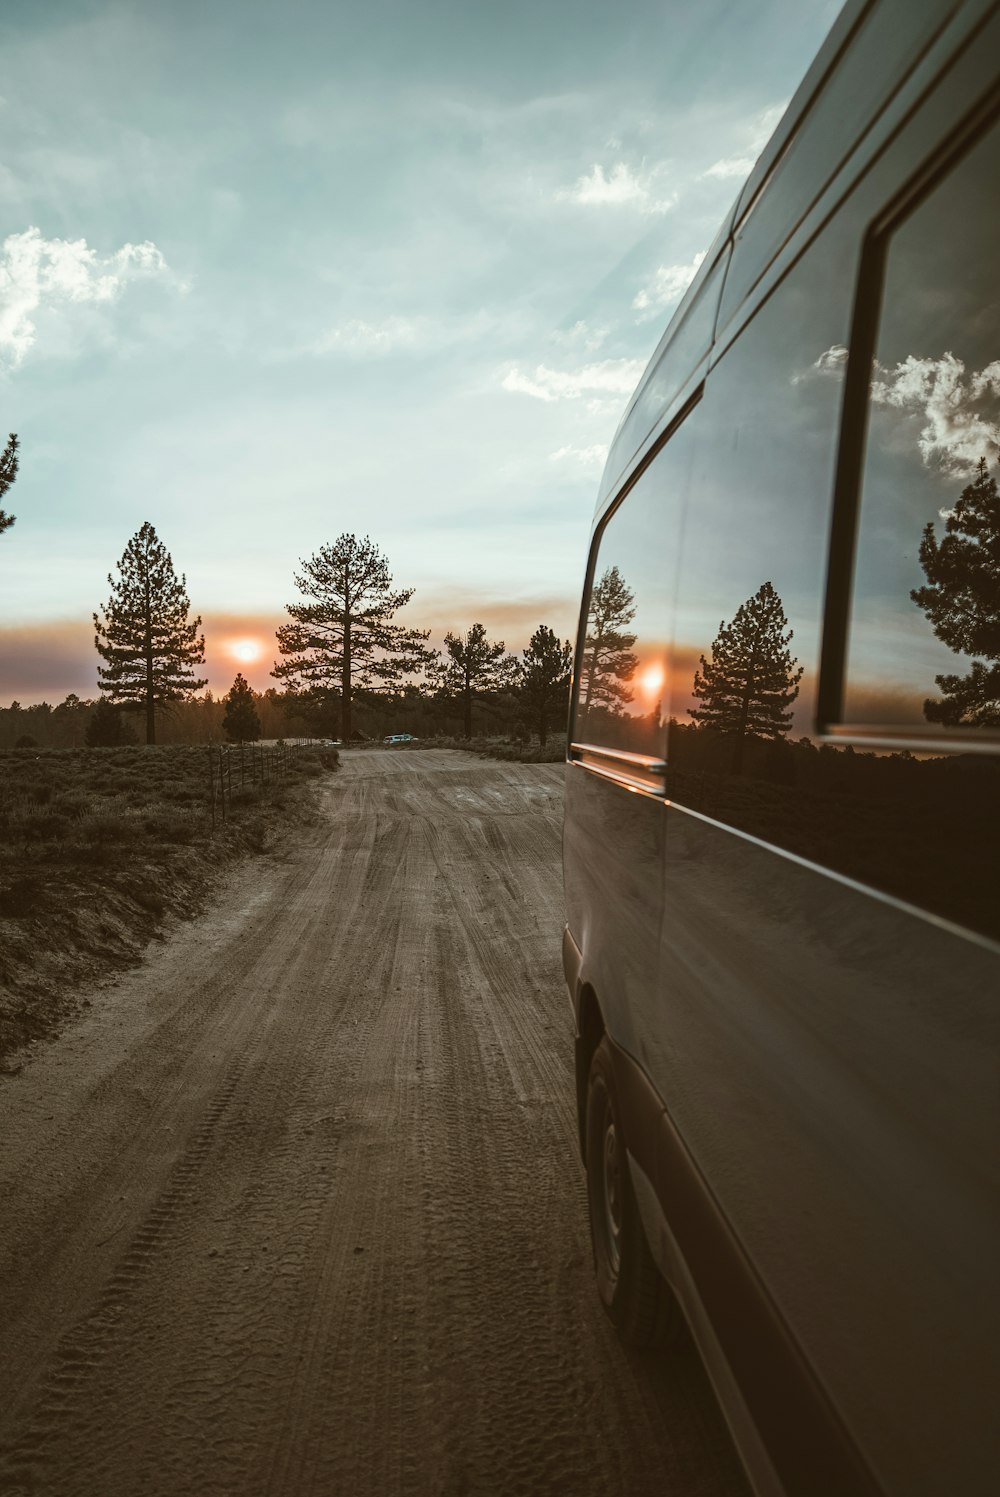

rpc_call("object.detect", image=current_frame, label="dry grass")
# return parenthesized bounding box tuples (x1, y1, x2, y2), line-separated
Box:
(0, 744, 338, 1067)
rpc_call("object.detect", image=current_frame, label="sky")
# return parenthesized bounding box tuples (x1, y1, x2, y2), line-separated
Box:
(0, 0, 841, 703)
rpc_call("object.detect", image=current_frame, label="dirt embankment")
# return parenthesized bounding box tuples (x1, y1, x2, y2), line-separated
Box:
(0, 744, 337, 1066)
(0, 749, 747, 1497)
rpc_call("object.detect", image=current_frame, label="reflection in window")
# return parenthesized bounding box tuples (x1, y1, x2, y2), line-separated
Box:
(688, 581, 803, 772)
(845, 118, 1000, 737)
(575, 419, 697, 757)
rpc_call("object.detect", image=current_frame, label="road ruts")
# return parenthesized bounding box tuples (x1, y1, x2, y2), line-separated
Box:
(0, 749, 750, 1497)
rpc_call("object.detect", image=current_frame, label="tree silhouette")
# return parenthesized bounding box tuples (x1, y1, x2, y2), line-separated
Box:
(85, 698, 137, 748)
(518, 624, 572, 745)
(272, 534, 433, 741)
(579, 564, 638, 716)
(911, 456, 1000, 726)
(94, 522, 207, 745)
(222, 673, 262, 743)
(0, 433, 19, 537)
(440, 622, 508, 739)
(689, 581, 802, 771)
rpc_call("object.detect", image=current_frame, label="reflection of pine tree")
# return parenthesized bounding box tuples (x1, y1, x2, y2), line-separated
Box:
(911, 457, 1000, 727)
(579, 564, 638, 713)
(689, 581, 802, 770)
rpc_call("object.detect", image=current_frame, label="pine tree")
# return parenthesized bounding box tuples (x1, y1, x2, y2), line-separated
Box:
(518, 625, 572, 745)
(0, 433, 19, 536)
(579, 565, 638, 715)
(440, 623, 509, 739)
(93, 522, 207, 745)
(272, 534, 434, 741)
(911, 456, 1000, 726)
(222, 673, 262, 743)
(85, 698, 137, 747)
(689, 581, 802, 770)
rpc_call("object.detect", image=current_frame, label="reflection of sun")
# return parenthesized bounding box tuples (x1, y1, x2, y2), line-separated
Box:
(228, 637, 264, 664)
(637, 662, 665, 697)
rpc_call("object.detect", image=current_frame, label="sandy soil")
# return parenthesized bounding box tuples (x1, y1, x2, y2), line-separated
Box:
(0, 749, 748, 1497)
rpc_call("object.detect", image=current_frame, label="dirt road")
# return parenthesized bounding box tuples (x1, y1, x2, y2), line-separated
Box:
(0, 749, 748, 1497)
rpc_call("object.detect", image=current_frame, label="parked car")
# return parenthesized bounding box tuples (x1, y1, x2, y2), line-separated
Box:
(383, 733, 418, 745)
(563, 2, 1000, 1494)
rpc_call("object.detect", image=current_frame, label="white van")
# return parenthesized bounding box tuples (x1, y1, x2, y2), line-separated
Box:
(562, 2, 1000, 1493)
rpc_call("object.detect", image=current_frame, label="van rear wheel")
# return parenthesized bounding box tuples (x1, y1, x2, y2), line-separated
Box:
(586, 1035, 676, 1347)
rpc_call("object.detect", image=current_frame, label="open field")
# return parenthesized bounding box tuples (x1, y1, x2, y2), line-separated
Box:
(0, 748, 747, 1497)
(0, 743, 338, 1065)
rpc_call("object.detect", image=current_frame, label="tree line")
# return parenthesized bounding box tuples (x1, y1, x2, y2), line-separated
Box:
(5, 516, 573, 749)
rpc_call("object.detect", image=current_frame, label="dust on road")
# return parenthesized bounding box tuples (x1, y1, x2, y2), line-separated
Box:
(0, 749, 748, 1497)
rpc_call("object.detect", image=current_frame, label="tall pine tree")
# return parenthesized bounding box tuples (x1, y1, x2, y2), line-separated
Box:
(93, 522, 207, 745)
(518, 625, 572, 745)
(272, 534, 433, 741)
(911, 456, 1000, 726)
(0, 433, 19, 537)
(222, 673, 262, 743)
(689, 581, 802, 771)
(579, 564, 638, 716)
(440, 622, 509, 739)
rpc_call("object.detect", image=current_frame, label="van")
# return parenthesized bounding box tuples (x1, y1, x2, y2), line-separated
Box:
(562, 2, 1000, 1493)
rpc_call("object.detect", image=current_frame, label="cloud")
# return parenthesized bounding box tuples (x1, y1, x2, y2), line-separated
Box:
(310, 316, 424, 355)
(871, 353, 1000, 476)
(558, 162, 676, 216)
(0, 227, 179, 367)
(549, 443, 609, 475)
(502, 358, 646, 403)
(633, 252, 706, 316)
(701, 102, 787, 183)
(550, 319, 608, 354)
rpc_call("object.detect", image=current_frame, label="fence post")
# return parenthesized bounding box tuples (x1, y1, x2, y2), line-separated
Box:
(209, 743, 215, 831)
(240, 741, 245, 788)
(219, 746, 226, 822)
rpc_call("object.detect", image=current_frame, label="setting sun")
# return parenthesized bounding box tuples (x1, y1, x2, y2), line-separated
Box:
(637, 662, 665, 698)
(228, 637, 265, 665)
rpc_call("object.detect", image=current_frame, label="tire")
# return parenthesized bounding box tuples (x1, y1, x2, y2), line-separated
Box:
(585, 1034, 677, 1347)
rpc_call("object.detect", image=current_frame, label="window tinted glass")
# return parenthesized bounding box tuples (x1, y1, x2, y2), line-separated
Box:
(845, 119, 1000, 740)
(662, 194, 1000, 945)
(575, 413, 698, 757)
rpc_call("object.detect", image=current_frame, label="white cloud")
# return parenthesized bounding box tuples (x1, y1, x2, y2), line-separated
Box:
(501, 358, 646, 403)
(551, 319, 608, 354)
(701, 103, 787, 183)
(0, 226, 177, 368)
(311, 316, 423, 355)
(558, 162, 676, 215)
(871, 352, 1000, 475)
(549, 443, 609, 474)
(633, 252, 706, 316)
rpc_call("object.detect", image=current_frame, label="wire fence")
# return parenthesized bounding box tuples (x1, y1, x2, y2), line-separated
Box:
(208, 741, 297, 829)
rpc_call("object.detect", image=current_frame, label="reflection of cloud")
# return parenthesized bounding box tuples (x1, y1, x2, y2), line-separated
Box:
(791, 343, 849, 384)
(549, 443, 608, 475)
(557, 162, 676, 215)
(502, 358, 645, 403)
(871, 353, 1000, 475)
(0, 226, 179, 367)
(633, 252, 706, 316)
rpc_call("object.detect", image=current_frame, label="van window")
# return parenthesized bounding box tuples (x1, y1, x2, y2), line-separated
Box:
(574, 410, 698, 758)
(843, 118, 1000, 742)
(662, 186, 1000, 944)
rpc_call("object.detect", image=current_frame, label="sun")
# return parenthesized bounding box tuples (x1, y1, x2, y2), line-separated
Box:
(229, 637, 264, 665)
(637, 662, 665, 698)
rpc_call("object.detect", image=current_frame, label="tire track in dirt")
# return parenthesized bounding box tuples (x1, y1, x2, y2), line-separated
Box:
(0, 750, 749, 1497)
